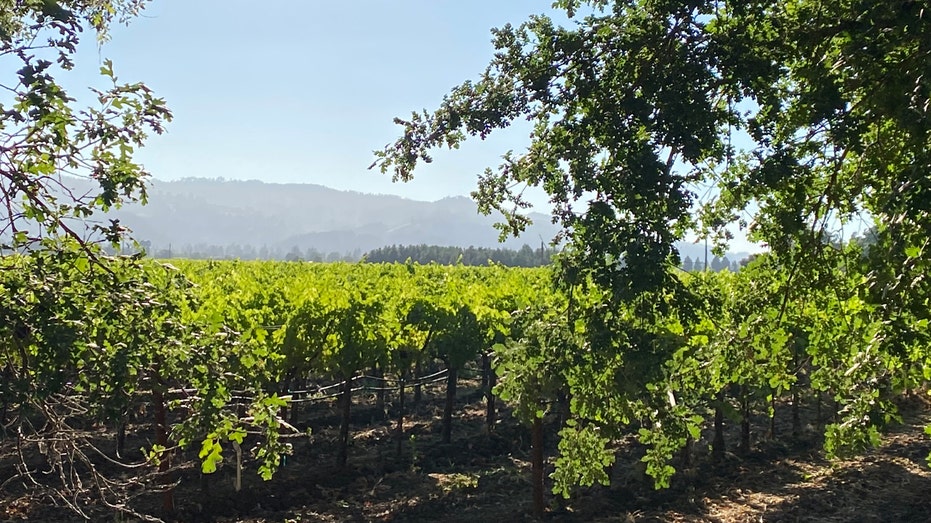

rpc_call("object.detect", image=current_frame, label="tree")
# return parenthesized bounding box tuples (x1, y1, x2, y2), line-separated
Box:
(494, 307, 576, 518)
(373, 0, 931, 493)
(681, 255, 694, 272)
(407, 299, 483, 444)
(286, 245, 303, 261)
(0, 3, 291, 518)
(710, 256, 724, 272)
(1, 1, 168, 248)
(0, 0, 177, 516)
(720, 256, 731, 271)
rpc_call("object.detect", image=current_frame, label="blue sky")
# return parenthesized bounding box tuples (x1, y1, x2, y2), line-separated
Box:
(71, 1, 557, 205)
(54, 1, 773, 252)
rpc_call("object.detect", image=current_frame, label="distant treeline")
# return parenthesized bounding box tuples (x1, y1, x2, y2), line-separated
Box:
(127, 241, 555, 265)
(131, 241, 361, 262)
(364, 244, 556, 267)
(126, 240, 751, 269)
(682, 255, 743, 272)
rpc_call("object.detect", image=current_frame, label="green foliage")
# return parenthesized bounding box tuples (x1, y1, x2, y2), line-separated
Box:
(365, 243, 557, 267)
(250, 394, 292, 480)
(926, 425, 931, 469)
(373, 0, 931, 497)
(494, 305, 574, 424)
(552, 423, 614, 498)
(0, 4, 303, 518)
(5, 0, 931, 515)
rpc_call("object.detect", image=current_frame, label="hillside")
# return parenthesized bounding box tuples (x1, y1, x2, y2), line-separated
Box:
(65, 177, 753, 261)
(103, 178, 560, 256)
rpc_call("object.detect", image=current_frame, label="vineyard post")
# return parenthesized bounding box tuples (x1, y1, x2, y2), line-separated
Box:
(482, 351, 497, 433)
(739, 384, 751, 455)
(289, 390, 301, 426)
(769, 393, 776, 439)
(413, 357, 423, 406)
(116, 415, 127, 458)
(712, 390, 726, 462)
(791, 332, 802, 438)
(396, 376, 405, 456)
(287, 371, 300, 425)
(816, 390, 823, 428)
(233, 440, 243, 492)
(338, 374, 353, 467)
(150, 367, 175, 513)
(374, 362, 387, 420)
(442, 363, 457, 444)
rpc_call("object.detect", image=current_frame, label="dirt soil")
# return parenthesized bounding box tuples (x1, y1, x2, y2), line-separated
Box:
(2, 383, 930, 522)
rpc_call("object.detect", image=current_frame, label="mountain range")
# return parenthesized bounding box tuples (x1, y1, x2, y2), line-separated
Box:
(108, 178, 557, 255)
(93, 177, 750, 262)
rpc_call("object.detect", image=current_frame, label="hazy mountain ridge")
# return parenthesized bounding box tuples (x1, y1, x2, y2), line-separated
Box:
(108, 178, 561, 255)
(78, 177, 752, 262)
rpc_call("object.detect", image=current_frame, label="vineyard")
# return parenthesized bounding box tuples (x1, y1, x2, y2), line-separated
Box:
(3, 0, 931, 521)
(2, 256, 930, 521)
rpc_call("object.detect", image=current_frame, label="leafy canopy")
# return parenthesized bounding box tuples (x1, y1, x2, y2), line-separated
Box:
(373, 0, 931, 493)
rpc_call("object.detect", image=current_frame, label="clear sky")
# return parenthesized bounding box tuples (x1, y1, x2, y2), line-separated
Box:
(55, 2, 771, 252)
(70, 1, 558, 205)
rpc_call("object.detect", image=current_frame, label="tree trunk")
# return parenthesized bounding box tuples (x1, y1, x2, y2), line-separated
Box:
(681, 434, 693, 468)
(338, 376, 353, 467)
(1, 365, 10, 436)
(200, 471, 210, 494)
(198, 471, 213, 521)
(152, 386, 174, 513)
(531, 416, 545, 519)
(712, 389, 726, 463)
(481, 352, 489, 391)
(556, 388, 571, 431)
(442, 365, 457, 444)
